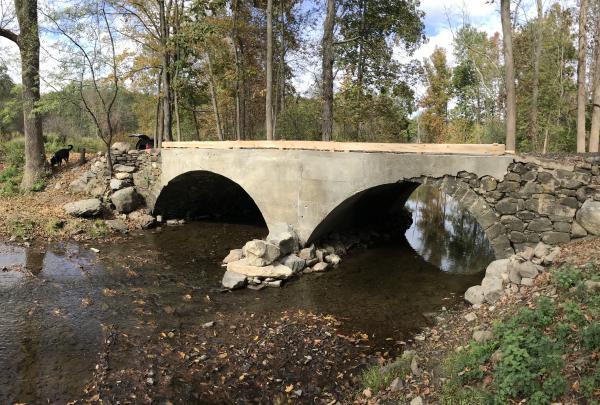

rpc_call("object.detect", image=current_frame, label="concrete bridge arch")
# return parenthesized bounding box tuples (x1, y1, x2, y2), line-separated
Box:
(150, 146, 517, 259)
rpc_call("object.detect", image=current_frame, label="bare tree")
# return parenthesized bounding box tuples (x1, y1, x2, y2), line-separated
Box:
(0, 0, 46, 189)
(577, 0, 589, 152)
(321, 0, 335, 141)
(501, 0, 516, 152)
(265, 0, 274, 140)
(47, 0, 120, 172)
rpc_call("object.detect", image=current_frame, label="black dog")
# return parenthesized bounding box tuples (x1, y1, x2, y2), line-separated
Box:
(50, 145, 73, 166)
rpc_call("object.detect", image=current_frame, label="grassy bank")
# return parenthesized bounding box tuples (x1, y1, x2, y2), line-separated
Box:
(0, 134, 106, 195)
(359, 239, 600, 404)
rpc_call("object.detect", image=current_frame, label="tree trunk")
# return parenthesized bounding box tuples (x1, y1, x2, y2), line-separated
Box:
(529, 0, 543, 151)
(14, 0, 46, 190)
(589, 10, 600, 152)
(207, 51, 224, 141)
(174, 83, 181, 141)
(501, 0, 517, 152)
(232, 0, 243, 140)
(192, 109, 201, 141)
(265, 0, 274, 140)
(278, 0, 285, 117)
(322, 0, 335, 141)
(154, 71, 162, 148)
(159, 0, 173, 142)
(577, 0, 589, 152)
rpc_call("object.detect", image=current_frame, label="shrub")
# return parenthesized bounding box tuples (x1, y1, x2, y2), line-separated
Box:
(0, 137, 25, 168)
(553, 266, 584, 290)
(582, 324, 600, 351)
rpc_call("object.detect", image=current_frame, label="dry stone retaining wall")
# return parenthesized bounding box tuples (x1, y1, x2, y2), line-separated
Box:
(417, 155, 600, 258)
(69, 144, 162, 211)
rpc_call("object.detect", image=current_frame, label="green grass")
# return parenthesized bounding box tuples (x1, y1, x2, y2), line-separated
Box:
(89, 220, 109, 238)
(8, 218, 36, 239)
(440, 264, 600, 404)
(360, 354, 411, 394)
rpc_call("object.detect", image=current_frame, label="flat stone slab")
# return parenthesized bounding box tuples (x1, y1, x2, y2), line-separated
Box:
(226, 259, 293, 279)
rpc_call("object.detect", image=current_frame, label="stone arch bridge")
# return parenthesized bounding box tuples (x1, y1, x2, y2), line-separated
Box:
(135, 141, 599, 259)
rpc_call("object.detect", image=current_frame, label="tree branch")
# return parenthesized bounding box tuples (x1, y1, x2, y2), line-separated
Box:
(0, 27, 18, 45)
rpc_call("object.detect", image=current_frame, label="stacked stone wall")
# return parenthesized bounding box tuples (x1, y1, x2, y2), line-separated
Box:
(417, 155, 600, 258)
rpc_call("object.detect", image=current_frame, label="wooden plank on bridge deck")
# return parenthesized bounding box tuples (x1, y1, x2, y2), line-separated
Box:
(161, 141, 507, 155)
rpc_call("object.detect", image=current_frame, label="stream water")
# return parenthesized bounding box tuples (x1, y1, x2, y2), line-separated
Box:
(0, 185, 494, 403)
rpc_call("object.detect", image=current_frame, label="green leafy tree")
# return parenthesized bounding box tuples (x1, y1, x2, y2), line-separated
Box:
(420, 46, 451, 143)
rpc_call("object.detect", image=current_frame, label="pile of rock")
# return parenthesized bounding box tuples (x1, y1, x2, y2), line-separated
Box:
(464, 242, 561, 305)
(221, 223, 342, 290)
(62, 142, 162, 232)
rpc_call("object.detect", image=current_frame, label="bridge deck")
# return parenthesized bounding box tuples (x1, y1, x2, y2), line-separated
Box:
(162, 141, 508, 155)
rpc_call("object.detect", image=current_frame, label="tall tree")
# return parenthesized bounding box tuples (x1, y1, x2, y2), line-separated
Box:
(265, 0, 274, 140)
(577, 0, 589, 152)
(421, 46, 452, 142)
(501, 0, 516, 152)
(590, 4, 600, 152)
(48, 0, 121, 172)
(321, 0, 335, 141)
(529, 0, 543, 150)
(0, 0, 46, 189)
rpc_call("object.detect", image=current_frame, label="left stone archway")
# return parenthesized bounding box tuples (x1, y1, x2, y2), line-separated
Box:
(153, 170, 267, 225)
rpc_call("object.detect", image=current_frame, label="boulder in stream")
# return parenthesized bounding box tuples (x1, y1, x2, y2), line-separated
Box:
(222, 270, 247, 289)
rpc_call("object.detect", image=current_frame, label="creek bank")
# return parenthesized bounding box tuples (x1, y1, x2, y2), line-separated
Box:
(356, 237, 600, 404)
(463, 241, 561, 306)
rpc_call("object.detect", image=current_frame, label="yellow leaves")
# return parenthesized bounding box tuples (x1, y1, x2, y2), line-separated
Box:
(177, 351, 186, 360)
(284, 384, 294, 393)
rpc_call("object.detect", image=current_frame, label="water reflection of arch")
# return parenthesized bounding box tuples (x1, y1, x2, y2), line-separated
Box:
(306, 177, 512, 259)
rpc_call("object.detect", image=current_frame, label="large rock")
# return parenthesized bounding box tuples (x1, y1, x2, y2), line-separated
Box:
(281, 254, 306, 273)
(105, 219, 128, 233)
(110, 187, 142, 214)
(111, 142, 131, 154)
(571, 221, 588, 238)
(242, 239, 281, 266)
(517, 261, 542, 278)
(464, 285, 485, 305)
(69, 178, 88, 194)
(226, 259, 293, 279)
(113, 164, 135, 173)
(110, 179, 126, 191)
(533, 242, 550, 258)
(128, 211, 155, 229)
(576, 200, 600, 235)
(223, 249, 244, 264)
(485, 259, 510, 282)
(115, 172, 132, 180)
(266, 223, 299, 255)
(63, 199, 102, 218)
(481, 276, 504, 303)
(299, 245, 316, 261)
(221, 270, 247, 289)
